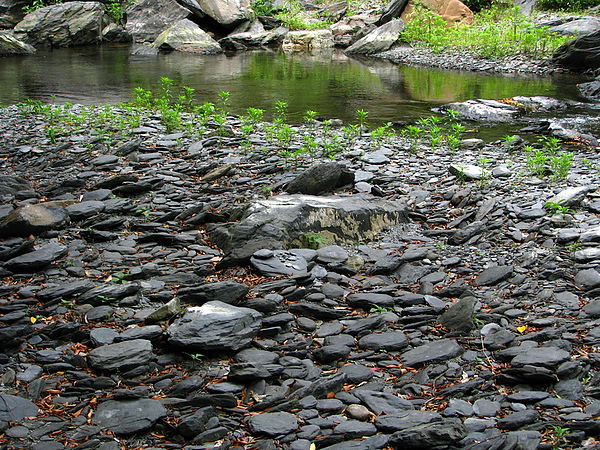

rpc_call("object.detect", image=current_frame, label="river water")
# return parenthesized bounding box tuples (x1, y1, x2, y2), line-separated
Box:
(1, 44, 596, 137)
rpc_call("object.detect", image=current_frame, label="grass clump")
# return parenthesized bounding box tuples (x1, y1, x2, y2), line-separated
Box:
(399, 3, 572, 58)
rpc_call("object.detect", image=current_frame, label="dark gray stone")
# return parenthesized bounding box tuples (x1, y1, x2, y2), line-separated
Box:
(285, 162, 350, 195)
(167, 301, 262, 351)
(579, 80, 600, 101)
(93, 398, 167, 435)
(4, 242, 67, 271)
(177, 280, 249, 304)
(0, 394, 38, 421)
(352, 390, 413, 415)
(247, 411, 298, 436)
(511, 347, 570, 368)
(87, 339, 154, 371)
(374, 410, 442, 432)
(497, 409, 540, 430)
(358, 331, 409, 351)
(401, 339, 464, 368)
(475, 265, 513, 286)
(0, 204, 68, 237)
(333, 420, 377, 438)
(438, 296, 475, 332)
(388, 418, 468, 448)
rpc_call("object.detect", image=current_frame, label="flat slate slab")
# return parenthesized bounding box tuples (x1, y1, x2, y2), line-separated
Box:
(93, 398, 167, 435)
(401, 339, 464, 368)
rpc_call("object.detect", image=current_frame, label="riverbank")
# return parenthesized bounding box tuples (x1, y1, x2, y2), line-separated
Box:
(1, 101, 600, 449)
(375, 43, 568, 75)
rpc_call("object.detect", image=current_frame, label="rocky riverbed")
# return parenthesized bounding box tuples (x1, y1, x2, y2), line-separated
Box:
(1, 99, 600, 450)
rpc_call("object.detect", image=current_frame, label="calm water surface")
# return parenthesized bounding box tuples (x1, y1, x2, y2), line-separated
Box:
(0, 45, 594, 134)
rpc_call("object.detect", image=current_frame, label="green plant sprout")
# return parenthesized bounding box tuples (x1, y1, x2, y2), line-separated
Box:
(544, 199, 574, 215)
(368, 303, 395, 314)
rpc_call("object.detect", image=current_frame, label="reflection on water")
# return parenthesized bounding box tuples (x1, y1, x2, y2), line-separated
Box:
(0, 44, 589, 127)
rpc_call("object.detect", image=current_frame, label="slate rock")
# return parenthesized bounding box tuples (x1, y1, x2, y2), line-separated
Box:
(0, 204, 68, 237)
(475, 265, 513, 286)
(497, 409, 540, 430)
(575, 268, 600, 291)
(358, 331, 408, 351)
(250, 250, 309, 277)
(374, 410, 442, 432)
(87, 339, 154, 371)
(346, 292, 394, 310)
(176, 407, 216, 439)
(438, 296, 475, 332)
(4, 242, 67, 271)
(167, 301, 262, 351)
(442, 99, 520, 122)
(0, 394, 38, 421)
(285, 162, 350, 195)
(0, 32, 36, 55)
(553, 29, 600, 69)
(401, 339, 464, 368)
(579, 80, 600, 101)
(247, 411, 298, 437)
(77, 282, 141, 306)
(333, 420, 377, 438)
(352, 390, 413, 415)
(93, 398, 167, 435)
(177, 281, 249, 305)
(388, 418, 468, 448)
(511, 346, 570, 368)
(209, 194, 408, 268)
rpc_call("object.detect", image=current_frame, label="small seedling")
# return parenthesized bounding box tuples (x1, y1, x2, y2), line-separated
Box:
(60, 299, 76, 309)
(355, 109, 369, 137)
(544, 200, 574, 215)
(368, 303, 395, 314)
(549, 425, 569, 450)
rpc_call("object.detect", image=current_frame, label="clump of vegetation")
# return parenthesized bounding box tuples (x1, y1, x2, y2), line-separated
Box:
(537, 0, 598, 11)
(401, 110, 465, 152)
(524, 136, 573, 181)
(400, 3, 572, 58)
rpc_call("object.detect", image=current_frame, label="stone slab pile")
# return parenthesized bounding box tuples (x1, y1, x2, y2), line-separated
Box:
(0, 100, 600, 449)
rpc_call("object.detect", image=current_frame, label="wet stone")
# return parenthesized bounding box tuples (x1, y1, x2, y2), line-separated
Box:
(93, 398, 167, 436)
(247, 412, 298, 437)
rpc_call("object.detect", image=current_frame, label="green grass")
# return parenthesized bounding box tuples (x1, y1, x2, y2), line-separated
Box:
(399, 3, 572, 58)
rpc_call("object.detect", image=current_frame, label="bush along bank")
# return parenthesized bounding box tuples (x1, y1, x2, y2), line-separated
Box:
(2, 87, 600, 449)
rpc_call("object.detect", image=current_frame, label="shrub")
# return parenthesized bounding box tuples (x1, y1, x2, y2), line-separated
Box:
(537, 0, 599, 11)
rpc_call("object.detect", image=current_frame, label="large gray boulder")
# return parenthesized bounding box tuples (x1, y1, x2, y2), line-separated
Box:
(14, 1, 111, 47)
(194, 0, 251, 27)
(208, 193, 409, 268)
(0, 31, 34, 54)
(0, 0, 27, 28)
(345, 18, 404, 54)
(549, 17, 600, 36)
(153, 18, 222, 53)
(167, 301, 262, 351)
(282, 29, 334, 50)
(553, 29, 600, 69)
(126, 0, 191, 43)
